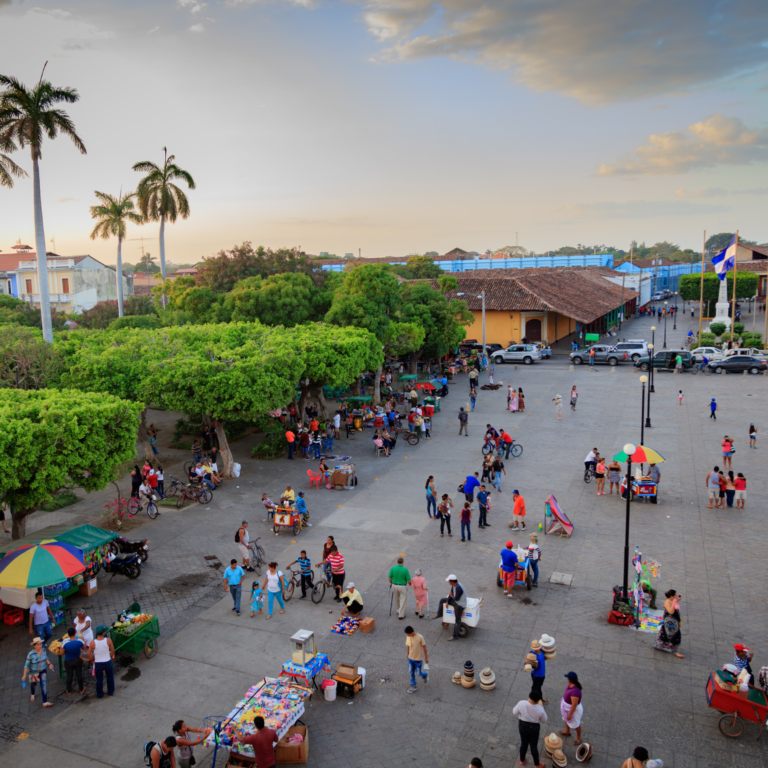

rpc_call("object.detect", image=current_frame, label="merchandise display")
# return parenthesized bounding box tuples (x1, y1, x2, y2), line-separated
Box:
(479, 667, 496, 691)
(331, 617, 359, 635)
(112, 611, 154, 635)
(204, 678, 311, 759)
(280, 653, 331, 689)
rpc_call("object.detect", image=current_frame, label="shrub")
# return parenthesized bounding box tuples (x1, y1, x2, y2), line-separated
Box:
(251, 431, 286, 459)
(719, 332, 733, 342)
(699, 334, 716, 345)
(733, 322, 745, 335)
(109, 315, 161, 331)
(709, 322, 726, 336)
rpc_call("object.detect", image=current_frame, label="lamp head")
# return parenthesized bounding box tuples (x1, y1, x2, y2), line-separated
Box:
(648, 343, 654, 350)
(651, 325, 656, 331)
(639, 375, 648, 383)
(623, 443, 636, 455)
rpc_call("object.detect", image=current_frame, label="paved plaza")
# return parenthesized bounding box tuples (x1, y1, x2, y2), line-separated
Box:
(1, 311, 767, 768)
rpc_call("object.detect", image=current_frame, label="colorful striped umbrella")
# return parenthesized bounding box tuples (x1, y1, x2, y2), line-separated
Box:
(0, 540, 85, 589)
(613, 445, 666, 464)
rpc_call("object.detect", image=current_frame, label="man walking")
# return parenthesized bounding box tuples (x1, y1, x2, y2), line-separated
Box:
(458, 406, 469, 436)
(510, 490, 526, 531)
(463, 471, 480, 502)
(404, 626, 429, 694)
(434, 574, 467, 641)
(28, 591, 55, 646)
(468, 367, 478, 391)
(710, 398, 717, 420)
(236, 520, 254, 572)
(530, 639, 547, 701)
(285, 428, 295, 459)
(589, 347, 595, 367)
(236, 716, 278, 768)
(477, 485, 490, 528)
(223, 558, 245, 615)
(389, 556, 411, 620)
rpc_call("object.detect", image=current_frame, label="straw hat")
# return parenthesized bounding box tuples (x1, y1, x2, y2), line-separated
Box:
(452, 671, 462, 685)
(540, 634, 554, 644)
(463, 660, 475, 676)
(552, 748, 568, 767)
(461, 676, 476, 688)
(480, 668, 495, 684)
(544, 733, 563, 753)
(525, 652, 539, 666)
(523, 663, 533, 672)
(575, 743, 594, 763)
(544, 651, 557, 660)
(480, 680, 496, 691)
(531, 639, 542, 650)
(30, 637, 43, 645)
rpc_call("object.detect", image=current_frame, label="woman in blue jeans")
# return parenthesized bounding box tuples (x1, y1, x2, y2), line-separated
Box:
(262, 562, 286, 619)
(425, 476, 437, 518)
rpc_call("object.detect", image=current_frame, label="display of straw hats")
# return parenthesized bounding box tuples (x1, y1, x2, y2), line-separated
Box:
(530, 639, 542, 650)
(460, 675, 476, 688)
(525, 652, 539, 668)
(552, 748, 568, 767)
(463, 660, 475, 677)
(575, 743, 594, 763)
(543, 733, 564, 757)
(540, 633, 557, 659)
(523, 663, 533, 672)
(479, 667, 496, 691)
(452, 671, 462, 685)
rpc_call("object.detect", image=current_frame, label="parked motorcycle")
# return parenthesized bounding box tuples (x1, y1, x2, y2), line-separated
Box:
(94, 552, 142, 580)
(109, 534, 149, 563)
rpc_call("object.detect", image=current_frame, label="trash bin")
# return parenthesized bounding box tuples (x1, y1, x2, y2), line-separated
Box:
(358, 667, 366, 689)
(322, 679, 337, 701)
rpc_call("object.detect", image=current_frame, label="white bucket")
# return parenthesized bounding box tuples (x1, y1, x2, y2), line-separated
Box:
(358, 667, 366, 688)
(324, 680, 337, 701)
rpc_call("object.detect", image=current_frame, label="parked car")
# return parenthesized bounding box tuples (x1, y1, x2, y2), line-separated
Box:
(651, 293, 664, 302)
(531, 342, 552, 359)
(708, 356, 768, 375)
(459, 342, 502, 354)
(635, 350, 696, 371)
(691, 346, 724, 360)
(723, 348, 766, 359)
(491, 344, 543, 365)
(569, 345, 628, 366)
(614, 340, 650, 362)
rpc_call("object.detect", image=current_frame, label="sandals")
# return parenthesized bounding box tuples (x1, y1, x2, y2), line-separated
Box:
(43, 702, 54, 708)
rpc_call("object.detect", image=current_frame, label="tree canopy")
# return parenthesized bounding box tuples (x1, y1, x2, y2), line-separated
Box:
(679, 272, 759, 310)
(0, 388, 141, 538)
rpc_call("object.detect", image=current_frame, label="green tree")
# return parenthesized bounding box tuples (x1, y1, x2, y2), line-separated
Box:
(405, 255, 444, 279)
(137, 252, 160, 274)
(0, 70, 87, 343)
(705, 233, 757, 254)
(89, 190, 142, 317)
(0, 388, 141, 538)
(679, 272, 759, 316)
(133, 147, 195, 283)
(0, 294, 67, 330)
(0, 135, 26, 187)
(0, 326, 62, 390)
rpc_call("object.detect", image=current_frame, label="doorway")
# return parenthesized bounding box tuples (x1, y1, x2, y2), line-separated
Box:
(525, 318, 542, 342)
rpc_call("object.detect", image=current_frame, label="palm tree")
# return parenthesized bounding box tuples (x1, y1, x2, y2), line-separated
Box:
(0, 136, 27, 188)
(0, 68, 86, 343)
(133, 147, 195, 284)
(89, 191, 142, 317)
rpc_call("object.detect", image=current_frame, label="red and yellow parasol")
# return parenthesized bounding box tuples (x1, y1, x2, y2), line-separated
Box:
(613, 445, 666, 464)
(0, 540, 85, 589)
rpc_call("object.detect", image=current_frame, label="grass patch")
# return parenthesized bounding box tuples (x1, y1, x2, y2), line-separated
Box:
(40, 489, 79, 512)
(157, 499, 179, 508)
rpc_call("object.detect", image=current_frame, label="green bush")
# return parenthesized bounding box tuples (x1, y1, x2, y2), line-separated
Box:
(251, 431, 286, 459)
(699, 334, 716, 346)
(719, 333, 733, 342)
(709, 322, 726, 336)
(109, 315, 161, 331)
(733, 322, 745, 335)
(40, 489, 79, 512)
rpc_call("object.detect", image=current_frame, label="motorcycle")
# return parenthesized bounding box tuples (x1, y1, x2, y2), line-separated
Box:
(109, 534, 149, 563)
(95, 552, 142, 580)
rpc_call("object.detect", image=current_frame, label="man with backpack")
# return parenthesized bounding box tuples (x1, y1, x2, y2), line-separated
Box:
(145, 737, 177, 768)
(236, 521, 253, 572)
(458, 407, 469, 436)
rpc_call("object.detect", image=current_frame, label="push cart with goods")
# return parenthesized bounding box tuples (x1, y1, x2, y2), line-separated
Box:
(705, 671, 768, 740)
(273, 505, 303, 536)
(108, 601, 160, 664)
(441, 596, 483, 638)
(496, 555, 533, 591)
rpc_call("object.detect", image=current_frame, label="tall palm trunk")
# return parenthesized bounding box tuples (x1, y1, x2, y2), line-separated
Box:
(159, 213, 166, 307)
(116, 234, 124, 317)
(32, 156, 53, 343)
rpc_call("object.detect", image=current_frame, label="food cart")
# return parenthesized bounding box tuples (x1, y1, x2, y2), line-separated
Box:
(706, 670, 768, 739)
(108, 601, 160, 664)
(620, 476, 658, 502)
(273, 505, 304, 535)
(343, 396, 373, 430)
(278, 630, 331, 690)
(328, 463, 356, 490)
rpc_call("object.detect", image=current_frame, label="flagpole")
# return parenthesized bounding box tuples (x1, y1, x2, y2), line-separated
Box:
(698, 230, 705, 340)
(731, 230, 739, 333)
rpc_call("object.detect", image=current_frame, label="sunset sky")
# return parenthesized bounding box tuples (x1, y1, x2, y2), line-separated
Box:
(1, 0, 767, 266)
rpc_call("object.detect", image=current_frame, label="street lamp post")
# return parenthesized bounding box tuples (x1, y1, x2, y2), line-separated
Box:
(673, 293, 677, 330)
(645, 346, 653, 428)
(622, 442, 636, 599)
(639, 375, 647, 446)
(663, 301, 668, 348)
(649, 327, 656, 392)
(481, 290, 486, 360)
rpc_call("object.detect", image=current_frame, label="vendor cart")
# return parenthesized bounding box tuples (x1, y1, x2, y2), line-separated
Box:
(108, 601, 160, 664)
(440, 596, 482, 638)
(620, 476, 657, 502)
(706, 671, 768, 739)
(496, 555, 533, 591)
(274, 505, 303, 535)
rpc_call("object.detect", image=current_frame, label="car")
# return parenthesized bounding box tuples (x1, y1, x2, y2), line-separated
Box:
(491, 344, 543, 365)
(614, 341, 650, 362)
(569, 345, 628, 366)
(459, 342, 503, 355)
(723, 348, 766, 359)
(651, 293, 664, 302)
(708, 356, 768, 375)
(635, 350, 696, 371)
(531, 342, 552, 359)
(691, 346, 723, 360)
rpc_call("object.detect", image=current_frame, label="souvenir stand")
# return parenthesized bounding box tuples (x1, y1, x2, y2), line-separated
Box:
(278, 630, 330, 689)
(543, 495, 574, 538)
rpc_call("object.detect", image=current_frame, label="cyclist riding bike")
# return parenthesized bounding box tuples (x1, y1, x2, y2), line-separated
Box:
(697, 355, 709, 372)
(485, 425, 499, 441)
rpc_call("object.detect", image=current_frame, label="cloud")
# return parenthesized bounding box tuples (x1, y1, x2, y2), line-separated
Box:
(732, 187, 768, 196)
(32, 8, 73, 20)
(564, 199, 729, 219)
(597, 114, 768, 176)
(188, 23, 205, 32)
(674, 187, 727, 199)
(56, 197, 79, 203)
(149, 26, 160, 33)
(354, 0, 768, 104)
(177, 0, 207, 12)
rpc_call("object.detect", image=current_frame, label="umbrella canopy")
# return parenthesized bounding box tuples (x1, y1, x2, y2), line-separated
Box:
(613, 445, 666, 464)
(0, 539, 85, 589)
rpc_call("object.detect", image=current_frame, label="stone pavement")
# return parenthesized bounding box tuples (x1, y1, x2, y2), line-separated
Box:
(1, 310, 767, 768)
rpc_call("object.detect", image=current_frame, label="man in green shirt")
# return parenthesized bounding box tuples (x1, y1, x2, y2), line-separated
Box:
(389, 557, 411, 620)
(675, 354, 683, 373)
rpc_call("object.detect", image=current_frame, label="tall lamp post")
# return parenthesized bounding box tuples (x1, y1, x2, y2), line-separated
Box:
(649, 327, 656, 392)
(663, 301, 668, 348)
(621, 442, 636, 599)
(673, 293, 678, 330)
(639, 375, 647, 446)
(645, 347, 653, 428)
(457, 291, 487, 360)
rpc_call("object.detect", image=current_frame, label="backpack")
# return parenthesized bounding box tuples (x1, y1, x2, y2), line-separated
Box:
(235, 528, 242, 543)
(143, 742, 157, 767)
(459, 412, 468, 423)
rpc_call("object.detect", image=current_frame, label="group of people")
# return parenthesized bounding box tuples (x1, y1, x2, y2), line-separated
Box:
(506, 385, 525, 412)
(705, 436, 748, 509)
(130, 462, 166, 500)
(285, 412, 341, 460)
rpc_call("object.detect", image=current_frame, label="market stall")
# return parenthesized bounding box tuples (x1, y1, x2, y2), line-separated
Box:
(278, 630, 330, 689)
(108, 601, 160, 664)
(329, 463, 355, 490)
(620, 476, 658, 502)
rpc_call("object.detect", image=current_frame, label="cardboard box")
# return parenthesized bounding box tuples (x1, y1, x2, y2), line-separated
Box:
(359, 617, 375, 633)
(335, 663, 358, 682)
(276, 725, 308, 764)
(78, 578, 98, 597)
(225, 755, 255, 768)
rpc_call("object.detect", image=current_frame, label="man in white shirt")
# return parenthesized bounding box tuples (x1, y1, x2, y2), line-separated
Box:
(584, 449, 597, 473)
(138, 481, 152, 504)
(512, 691, 548, 766)
(333, 411, 341, 439)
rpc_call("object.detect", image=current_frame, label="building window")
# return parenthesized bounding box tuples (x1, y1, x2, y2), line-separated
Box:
(25, 278, 33, 294)
(62, 278, 70, 294)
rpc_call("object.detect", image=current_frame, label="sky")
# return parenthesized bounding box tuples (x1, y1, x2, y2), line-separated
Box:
(1, 0, 767, 266)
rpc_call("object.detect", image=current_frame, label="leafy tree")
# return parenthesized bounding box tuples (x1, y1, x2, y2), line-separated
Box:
(0, 326, 63, 390)
(109, 315, 161, 331)
(89, 190, 142, 317)
(137, 252, 160, 274)
(75, 296, 157, 330)
(0, 294, 68, 330)
(705, 233, 757, 254)
(679, 272, 759, 316)
(0, 69, 87, 343)
(406, 255, 444, 279)
(133, 147, 195, 282)
(0, 134, 26, 187)
(222, 273, 323, 326)
(0, 388, 141, 538)
(196, 243, 320, 293)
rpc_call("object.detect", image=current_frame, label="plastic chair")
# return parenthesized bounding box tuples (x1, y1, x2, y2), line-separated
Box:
(307, 469, 322, 489)
(322, 436, 335, 452)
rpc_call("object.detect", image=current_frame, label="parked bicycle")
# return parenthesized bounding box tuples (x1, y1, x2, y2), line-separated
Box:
(247, 538, 266, 576)
(175, 482, 212, 508)
(163, 475, 186, 498)
(392, 422, 419, 445)
(310, 566, 334, 604)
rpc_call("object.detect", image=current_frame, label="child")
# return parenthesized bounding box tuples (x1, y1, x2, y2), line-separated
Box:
(420, 416, 429, 440)
(678, 390, 683, 405)
(250, 582, 264, 617)
(527, 533, 542, 587)
(424, 416, 431, 440)
(489, 368, 494, 385)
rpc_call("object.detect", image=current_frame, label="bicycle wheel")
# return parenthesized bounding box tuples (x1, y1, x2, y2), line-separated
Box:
(127, 497, 141, 516)
(198, 488, 212, 504)
(718, 712, 744, 739)
(703, 367, 713, 376)
(311, 579, 326, 604)
(690, 367, 699, 376)
(511, 444, 523, 457)
(176, 493, 187, 509)
(283, 578, 295, 601)
(406, 433, 419, 445)
(146, 502, 159, 520)
(481, 443, 492, 456)
(293, 520, 301, 535)
(183, 460, 194, 477)
(165, 482, 178, 498)
(583, 469, 593, 484)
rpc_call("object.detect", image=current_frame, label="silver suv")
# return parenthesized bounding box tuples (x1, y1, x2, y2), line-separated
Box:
(491, 344, 543, 365)
(614, 340, 650, 362)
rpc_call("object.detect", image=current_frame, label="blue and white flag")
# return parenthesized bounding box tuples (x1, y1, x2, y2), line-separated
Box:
(711, 235, 737, 280)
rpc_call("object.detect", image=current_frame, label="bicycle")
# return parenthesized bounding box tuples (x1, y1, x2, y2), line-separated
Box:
(281, 566, 312, 601)
(392, 423, 419, 445)
(310, 566, 334, 604)
(130, 495, 160, 519)
(583, 466, 597, 483)
(690, 364, 713, 376)
(247, 538, 266, 576)
(483, 437, 523, 458)
(163, 475, 186, 498)
(175, 482, 213, 508)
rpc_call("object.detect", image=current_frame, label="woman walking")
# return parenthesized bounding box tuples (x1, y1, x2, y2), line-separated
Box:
(559, 671, 584, 744)
(570, 386, 578, 411)
(553, 394, 562, 420)
(130, 465, 141, 498)
(510, 389, 518, 413)
(411, 569, 428, 618)
(512, 691, 548, 768)
(595, 457, 606, 495)
(22, 637, 55, 707)
(425, 476, 437, 518)
(507, 384, 513, 410)
(749, 424, 757, 448)
(261, 563, 286, 620)
(735, 472, 747, 509)
(481, 455, 494, 484)
(653, 590, 684, 658)
(607, 459, 622, 495)
(437, 494, 452, 537)
(518, 387, 525, 413)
